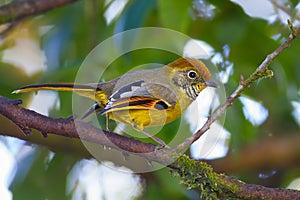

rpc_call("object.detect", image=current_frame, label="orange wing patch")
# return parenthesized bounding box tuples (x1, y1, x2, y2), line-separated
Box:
(99, 96, 171, 115)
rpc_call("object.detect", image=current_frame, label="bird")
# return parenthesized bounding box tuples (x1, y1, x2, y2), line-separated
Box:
(13, 57, 218, 146)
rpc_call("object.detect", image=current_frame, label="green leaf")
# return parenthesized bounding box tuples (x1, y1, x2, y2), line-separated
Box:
(157, 0, 192, 32)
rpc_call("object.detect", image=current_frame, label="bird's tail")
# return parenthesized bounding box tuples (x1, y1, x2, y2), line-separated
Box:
(12, 83, 107, 103)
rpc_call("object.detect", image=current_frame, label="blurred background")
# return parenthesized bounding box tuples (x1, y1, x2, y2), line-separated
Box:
(0, 0, 299, 199)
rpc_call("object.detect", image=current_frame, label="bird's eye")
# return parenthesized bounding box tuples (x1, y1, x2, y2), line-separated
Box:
(187, 70, 197, 79)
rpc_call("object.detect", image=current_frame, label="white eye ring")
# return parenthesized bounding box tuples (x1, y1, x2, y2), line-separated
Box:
(187, 70, 197, 79)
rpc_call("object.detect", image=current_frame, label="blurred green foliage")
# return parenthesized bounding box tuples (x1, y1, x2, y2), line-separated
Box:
(0, 0, 299, 199)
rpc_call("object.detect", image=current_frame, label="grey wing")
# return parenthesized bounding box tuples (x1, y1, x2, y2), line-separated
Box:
(141, 82, 177, 106)
(104, 80, 177, 111)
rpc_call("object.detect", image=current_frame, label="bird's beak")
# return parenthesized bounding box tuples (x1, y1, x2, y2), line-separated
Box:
(194, 81, 218, 94)
(204, 81, 219, 88)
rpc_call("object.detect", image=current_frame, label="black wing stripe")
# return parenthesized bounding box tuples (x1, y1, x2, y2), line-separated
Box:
(100, 99, 153, 114)
(99, 98, 170, 115)
(116, 99, 153, 108)
(154, 100, 169, 110)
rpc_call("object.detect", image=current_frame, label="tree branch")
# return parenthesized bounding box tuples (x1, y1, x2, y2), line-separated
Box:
(0, 0, 79, 24)
(170, 156, 300, 199)
(1, 96, 300, 199)
(0, 96, 175, 165)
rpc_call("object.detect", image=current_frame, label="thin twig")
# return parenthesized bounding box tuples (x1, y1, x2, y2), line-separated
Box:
(174, 24, 300, 152)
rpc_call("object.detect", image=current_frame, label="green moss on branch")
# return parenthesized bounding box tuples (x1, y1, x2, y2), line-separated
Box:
(170, 155, 239, 199)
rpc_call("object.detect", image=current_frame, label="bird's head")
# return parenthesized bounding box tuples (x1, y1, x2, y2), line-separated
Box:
(168, 57, 218, 100)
